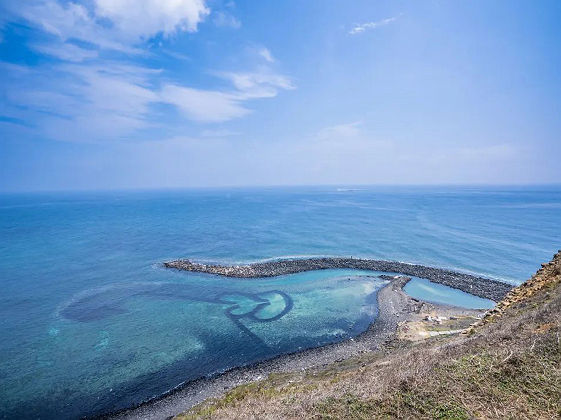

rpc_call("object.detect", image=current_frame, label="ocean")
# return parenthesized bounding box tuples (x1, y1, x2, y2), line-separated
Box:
(1, 186, 559, 418)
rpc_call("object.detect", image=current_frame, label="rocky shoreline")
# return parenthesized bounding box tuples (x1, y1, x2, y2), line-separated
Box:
(164, 257, 513, 301)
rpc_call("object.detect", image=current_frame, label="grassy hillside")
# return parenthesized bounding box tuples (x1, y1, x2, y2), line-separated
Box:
(177, 251, 561, 420)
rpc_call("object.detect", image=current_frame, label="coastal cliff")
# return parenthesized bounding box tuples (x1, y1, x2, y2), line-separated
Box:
(175, 251, 561, 419)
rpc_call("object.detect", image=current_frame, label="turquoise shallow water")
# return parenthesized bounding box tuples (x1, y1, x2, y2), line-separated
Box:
(1, 269, 383, 418)
(404, 277, 495, 309)
(1, 186, 560, 418)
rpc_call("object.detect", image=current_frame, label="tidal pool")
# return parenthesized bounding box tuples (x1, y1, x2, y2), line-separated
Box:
(404, 276, 496, 309)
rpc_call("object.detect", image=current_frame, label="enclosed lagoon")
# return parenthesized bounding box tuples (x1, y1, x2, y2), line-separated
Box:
(404, 277, 496, 309)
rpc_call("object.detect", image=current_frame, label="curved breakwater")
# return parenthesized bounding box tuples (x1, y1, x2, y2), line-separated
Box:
(164, 257, 513, 301)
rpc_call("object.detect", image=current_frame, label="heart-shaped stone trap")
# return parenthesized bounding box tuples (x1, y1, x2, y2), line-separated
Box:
(220, 291, 293, 321)
(220, 294, 266, 316)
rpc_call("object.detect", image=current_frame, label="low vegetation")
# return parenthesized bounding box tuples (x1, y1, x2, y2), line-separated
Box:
(177, 252, 561, 420)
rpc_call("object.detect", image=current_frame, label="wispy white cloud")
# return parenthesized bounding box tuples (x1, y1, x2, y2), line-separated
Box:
(217, 70, 295, 99)
(258, 47, 275, 63)
(213, 11, 241, 29)
(161, 49, 191, 61)
(160, 69, 294, 123)
(2, 61, 161, 141)
(1, 57, 294, 140)
(349, 16, 398, 35)
(5, 1, 134, 53)
(160, 84, 250, 123)
(317, 121, 362, 139)
(31, 42, 99, 62)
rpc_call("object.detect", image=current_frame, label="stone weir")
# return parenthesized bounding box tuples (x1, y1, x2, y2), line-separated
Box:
(164, 257, 514, 302)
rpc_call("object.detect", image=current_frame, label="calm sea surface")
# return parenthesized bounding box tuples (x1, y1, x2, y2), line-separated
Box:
(1, 186, 560, 418)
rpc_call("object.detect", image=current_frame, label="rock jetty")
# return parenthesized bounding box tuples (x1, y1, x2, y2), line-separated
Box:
(164, 257, 513, 301)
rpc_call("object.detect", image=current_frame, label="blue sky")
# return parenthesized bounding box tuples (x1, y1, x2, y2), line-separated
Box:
(0, 0, 560, 191)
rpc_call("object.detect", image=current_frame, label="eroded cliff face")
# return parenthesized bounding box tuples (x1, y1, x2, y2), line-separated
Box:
(471, 249, 561, 329)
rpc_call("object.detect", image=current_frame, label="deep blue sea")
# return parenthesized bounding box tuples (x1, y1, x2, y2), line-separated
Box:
(1, 186, 560, 419)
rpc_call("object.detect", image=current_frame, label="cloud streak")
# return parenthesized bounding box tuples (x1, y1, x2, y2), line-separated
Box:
(349, 16, 398, 35)
(160, 84, 250, 123)
(213, 11, 241, 29)
(259, 47, 275, 63)
(317, 121, 362, 140)
(1, 59, 294, 140)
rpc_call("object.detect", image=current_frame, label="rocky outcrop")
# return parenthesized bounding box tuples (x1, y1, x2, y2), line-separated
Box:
(164, 257, 513, 301)
(468, 250, 561, 330)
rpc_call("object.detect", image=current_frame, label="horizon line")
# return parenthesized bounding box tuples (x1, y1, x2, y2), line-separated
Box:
(1, 182, 561, 195)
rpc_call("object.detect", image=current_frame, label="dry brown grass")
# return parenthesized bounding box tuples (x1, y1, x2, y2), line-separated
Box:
(177, 252, 561, 420)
